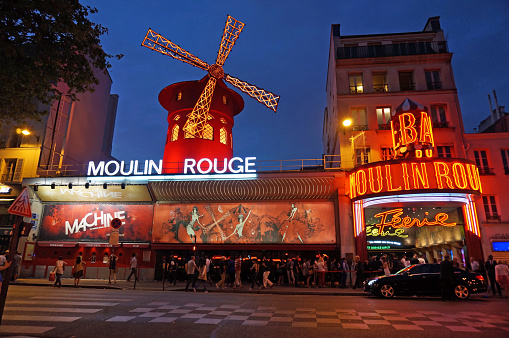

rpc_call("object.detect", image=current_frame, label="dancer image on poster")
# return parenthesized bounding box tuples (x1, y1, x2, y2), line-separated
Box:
(227, 207, 253, 239)
(288, 203, 298, 221)
(186, 206, 204, 239)
(282, 203, 298, 243)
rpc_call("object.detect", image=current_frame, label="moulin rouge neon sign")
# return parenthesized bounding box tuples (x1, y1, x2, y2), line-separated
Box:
(372, 208, 456, 235)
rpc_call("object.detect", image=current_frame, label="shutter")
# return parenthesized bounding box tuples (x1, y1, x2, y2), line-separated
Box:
(12, 158, 24, 182)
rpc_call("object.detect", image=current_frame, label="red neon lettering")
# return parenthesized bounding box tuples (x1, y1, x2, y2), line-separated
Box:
(391, 120, 400, 150)
(433, 162, 454, 189)
(374, 208, 457, 233)
(402, 163, 411, 190)
(452, 163, 468, 189)
(349, 173, 357, 198)
(356, 170, 367, 196)
(368, 166, 383, 193)
(419, 111, 435, 146)
(466, 164, 482, 193)
(385, 165, 402, 192)
(399, 113, 418, 145)
(411, 162, 429, 189)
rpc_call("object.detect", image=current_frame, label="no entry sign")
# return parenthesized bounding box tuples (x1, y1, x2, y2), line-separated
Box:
(110, 218, 122, 230)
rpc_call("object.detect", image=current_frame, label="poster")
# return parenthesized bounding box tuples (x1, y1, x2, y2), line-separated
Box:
(152, 201, 336, 244)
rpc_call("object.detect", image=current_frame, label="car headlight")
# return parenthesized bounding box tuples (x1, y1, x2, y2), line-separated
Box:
(368, 279, 377, 286)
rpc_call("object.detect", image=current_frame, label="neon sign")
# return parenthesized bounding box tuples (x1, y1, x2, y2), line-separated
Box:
(373, 208, 456, 234)
(348, 158, 482, 200)
(0, 185, 12, 194)
(366, 225, 408, 238)
(184, 157, 256, 174)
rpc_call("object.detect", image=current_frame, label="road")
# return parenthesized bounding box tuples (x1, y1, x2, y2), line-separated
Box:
(1, 285, 508, 337)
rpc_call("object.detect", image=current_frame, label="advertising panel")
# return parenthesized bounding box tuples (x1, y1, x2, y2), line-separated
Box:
(152, 201, 336, 244)
(39, 204, 153, 242)
(36, 185, 152, 202)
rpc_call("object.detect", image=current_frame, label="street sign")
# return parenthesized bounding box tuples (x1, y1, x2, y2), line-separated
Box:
(110, 218, 122, 229)
(109, 229, 120, 245)
(7, 188, 31, 218)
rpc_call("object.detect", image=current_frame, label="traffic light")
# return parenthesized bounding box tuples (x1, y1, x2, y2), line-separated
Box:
(20, 222, 32, 236)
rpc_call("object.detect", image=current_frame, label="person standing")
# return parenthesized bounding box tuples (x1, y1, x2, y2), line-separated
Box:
(108, 253, 118, 284)
(12, 251, 21, 281)
(440, 255, 455, 301)
(73, 256, 86, 287)
(168, 257, 177, 285)
(485, 255, 502, 297)
(353, 256, 365, 289)
(316, 256, 326, 288)
(234, 256, 242, 288)
(185, 256, 197, 292)
(286, 258, 295, 286)
(53, 256, 66, 288)
(470, 257, 480, 273)
(495, 260, 509, 298)
(127, 253, 138, 282)
(205, 255, 212, 286)
(194, 258, 208, 293)
(249, 259, 261, 290)
(382, 256, 390, 276)
(261, 257, 273, 288)
(216, 256, 226, 289)
(0, 260, 12, 289)
(301, 258, 309, 287)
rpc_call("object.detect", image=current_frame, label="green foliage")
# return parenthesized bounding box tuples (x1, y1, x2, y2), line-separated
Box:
(0, 0, 122, 123)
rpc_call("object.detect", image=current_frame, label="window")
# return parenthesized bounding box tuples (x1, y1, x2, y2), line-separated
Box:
(220, 118, 227, 125)
(220, 128, 227, 145)
(474, 150, 493, 175)
(173, 115, 181, 121)
(436, 146, 452, 158)
(171, 125, 179, 142)
(482, 195, 500, 222)
(381, 147, 394, 161)
(351, 107, 367, 130)
(501, 149, 509, 175)
(376, 107, 391, 129)
(222, 96, 228, 105)
(373, 73, 388, 92)
(1, 158, 24, 182)
(430, 105, 448, 127)
(176, 92, 182, 100)
(203, 124, 213, 140)
(349, 74, 363, 93)
(398, 71, 414, 91)
(355, 148, 370, 166)
(425, 70, 442, 89)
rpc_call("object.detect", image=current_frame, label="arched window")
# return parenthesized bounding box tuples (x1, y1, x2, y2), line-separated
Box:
(171, 124, 179, 141)
(174, 115, 180, 121)
(177, 92, 182, 100)
(203, 124, 213, 140)
(220, 127, 227, 144)
(222, 96, 228, 104)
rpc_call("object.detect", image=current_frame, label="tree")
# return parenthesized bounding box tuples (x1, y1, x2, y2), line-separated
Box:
(0, 0, 122, 123)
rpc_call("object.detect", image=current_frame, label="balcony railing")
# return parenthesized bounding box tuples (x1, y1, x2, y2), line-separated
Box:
(352, 125, 368, 131)
(478, 167, 495, 175)
(399, 82, 415, 91)
(373, 84, 388, 92)
(433, 121, 449, 128)
(337, 41, 449, 60)
(378, 124, 392, 130)
(427, 82, 443, 90)
(485, 214, 501, 222)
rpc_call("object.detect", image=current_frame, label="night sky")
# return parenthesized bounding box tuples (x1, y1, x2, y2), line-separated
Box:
(82, 0, 509, 163)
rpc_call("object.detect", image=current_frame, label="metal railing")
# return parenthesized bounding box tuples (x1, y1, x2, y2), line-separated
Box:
(426, 82, 443, 90)
(433, 121, 449, 128)
(478, 167, 495, 175)
(337, 41, 449, 60)
(485, 214, 501, 222)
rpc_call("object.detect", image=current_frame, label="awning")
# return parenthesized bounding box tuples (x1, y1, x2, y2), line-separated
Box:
(122, 243, 150, 248)
(37, 241, 77, 248)
(78, 242, 113, 248)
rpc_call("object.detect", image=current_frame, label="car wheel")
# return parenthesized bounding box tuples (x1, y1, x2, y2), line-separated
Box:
(454, 284, 470, 300)
(380, 284, 395, 298)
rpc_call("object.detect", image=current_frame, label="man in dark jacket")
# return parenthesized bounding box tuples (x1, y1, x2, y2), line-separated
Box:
(485, 255, 502, 297)
(440, 255, 455, 301)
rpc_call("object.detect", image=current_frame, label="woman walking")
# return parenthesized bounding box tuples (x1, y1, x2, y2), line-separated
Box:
(108, 253, 118, 284)
(73, 256, 86, 288)
(316, 256, 326, 288)
(249, 259, 261, 290)
(53, 256, 66, 288)
(194, 258, 208, 293)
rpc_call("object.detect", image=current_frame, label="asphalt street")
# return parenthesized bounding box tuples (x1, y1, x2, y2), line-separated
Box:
(0, 285, 508, 337)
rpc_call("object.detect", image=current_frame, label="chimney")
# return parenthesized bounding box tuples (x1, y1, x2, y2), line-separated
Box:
(488, 94, 496, 124)
(493, 89, 501, 120)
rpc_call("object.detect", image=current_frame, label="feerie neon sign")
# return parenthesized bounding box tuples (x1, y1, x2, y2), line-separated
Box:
(372, 208, 456, 234)
(349, 158, 482, 199)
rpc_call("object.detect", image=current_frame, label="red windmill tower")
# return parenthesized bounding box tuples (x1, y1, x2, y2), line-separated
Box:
(142, 16, 280, 173)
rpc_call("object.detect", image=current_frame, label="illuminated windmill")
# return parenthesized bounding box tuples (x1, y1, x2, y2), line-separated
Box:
(142, 15, 280, 173)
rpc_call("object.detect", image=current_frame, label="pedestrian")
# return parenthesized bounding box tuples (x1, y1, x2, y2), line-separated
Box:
(11, 251, 21, 281)
(485, 255, 502, 297)
(216, 256, 226, 289)
(276, 260, 284, 285)
(53, 256, 66, 288)
(382, 256, 390, 276)
(302, 258, 309, 287)
(205, 255, 213, 286)
(353, 256, 365, 289)
(316, 256, 326, 288)
(469, 257, 480, 273)
(168, 257, 177, 285)
(495, 260, 509, 298)
(440, 255, 455, 301)
(73, 256, 86, 287)
(339, 258, 348, 288)
(452, 257, 460, 268)
(0, 260, 12, 289)
(227, 257, 235, 287)
(0, 251, 6, 281)
(194, 258, 208, 293)
(127, 253, 138, 282)
(108, 252, 118, 284)
(185, 256, 197, 291)
(234, 255, 242, 288)
(286, 257, 295, 286)
(262, 257, 273, 288)
(249, 259, 261, 290)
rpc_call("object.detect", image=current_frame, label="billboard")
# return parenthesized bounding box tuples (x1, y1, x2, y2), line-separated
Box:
(36, 185, 152, 202)
(39, 204, 153, 242)
(152, 201, 336, 245)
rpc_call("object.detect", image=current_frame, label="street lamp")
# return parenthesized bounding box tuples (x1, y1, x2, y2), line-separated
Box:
(342, 118, 353, 134)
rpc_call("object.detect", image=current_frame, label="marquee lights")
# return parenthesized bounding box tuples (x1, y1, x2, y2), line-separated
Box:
(349, 159, 482, 200)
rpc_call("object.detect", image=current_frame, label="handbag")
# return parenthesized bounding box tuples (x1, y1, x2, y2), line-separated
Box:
(49, 272, 55, 281)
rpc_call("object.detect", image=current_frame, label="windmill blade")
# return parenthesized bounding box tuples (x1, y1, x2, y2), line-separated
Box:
(183, 76, 217, 138)
(142, 29, 209, 71)
(225, 74, 280, 112)
(216, 16, 245, 67)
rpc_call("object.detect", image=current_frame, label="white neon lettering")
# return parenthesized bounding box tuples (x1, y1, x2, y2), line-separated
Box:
(104, 161, 119, 175)
(197, 158, 213, 174)
(245, 157, 256, 173)
(184, 159, 196, 174)
(120, 160, 133, 175)
(88, 161, 104, 176)
(149, 160, 162, 175)
(134, 160, 144, 175)
(213, 158, 228, 174)
(229, 157, 244, 173)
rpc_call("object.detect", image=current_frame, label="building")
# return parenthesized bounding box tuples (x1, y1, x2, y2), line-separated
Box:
(0, 68, 118, 252)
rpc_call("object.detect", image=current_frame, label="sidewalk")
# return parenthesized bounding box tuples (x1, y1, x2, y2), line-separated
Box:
(11, 278, 366, 296)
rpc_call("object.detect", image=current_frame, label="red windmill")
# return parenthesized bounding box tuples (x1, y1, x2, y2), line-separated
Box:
(142, 16, 280, 173)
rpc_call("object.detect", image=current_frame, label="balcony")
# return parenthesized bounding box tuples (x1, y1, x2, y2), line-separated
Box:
(432, 121, 449, 128)
(427, 82, 443, 90)
(337, 41, 449, 60)
(378, 124, 392, 130)
(373, 84, 388, 92)
(478, 167, 495, 175)
(352, 125, 368, 131)
(399, 83, 415, 91)
(485, 214, 501, 222)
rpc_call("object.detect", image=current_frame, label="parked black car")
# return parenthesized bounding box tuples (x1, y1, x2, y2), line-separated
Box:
(364, 264, 487, 300)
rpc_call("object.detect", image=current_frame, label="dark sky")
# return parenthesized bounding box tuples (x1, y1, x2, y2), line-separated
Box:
(82, 0, 509, 163)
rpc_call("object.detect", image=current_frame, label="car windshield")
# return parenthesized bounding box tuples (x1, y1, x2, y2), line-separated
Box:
(395, 265, 416, 275)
